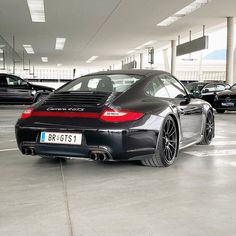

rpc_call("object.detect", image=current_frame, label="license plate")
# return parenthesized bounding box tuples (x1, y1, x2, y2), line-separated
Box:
(40, 132, 82, 145)
(221, 102, 234, 107)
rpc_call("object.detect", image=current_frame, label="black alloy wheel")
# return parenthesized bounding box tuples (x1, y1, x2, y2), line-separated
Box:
(141, 116, 178, 167)
(199, 110, 214, 145)
(162, 117, 178, 164)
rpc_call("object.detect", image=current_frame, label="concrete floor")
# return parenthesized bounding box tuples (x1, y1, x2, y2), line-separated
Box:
(0, 106, 236, 236)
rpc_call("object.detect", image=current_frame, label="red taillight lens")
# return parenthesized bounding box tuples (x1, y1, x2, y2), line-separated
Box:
(20, 107, 33, 119)
(100, 108, 144, 123)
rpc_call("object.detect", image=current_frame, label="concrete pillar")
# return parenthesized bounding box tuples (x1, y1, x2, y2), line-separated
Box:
(163, 49, 170, 72)
(139, 53, 143, 69)
(226, 17, 234, 84)
(171, 40, 177, 75)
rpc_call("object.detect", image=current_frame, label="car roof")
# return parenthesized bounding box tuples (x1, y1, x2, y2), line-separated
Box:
(0, 73, 21, 77)
(81, 69, 167, 78)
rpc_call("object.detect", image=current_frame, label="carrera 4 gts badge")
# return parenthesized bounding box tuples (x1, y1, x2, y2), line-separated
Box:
(47, 107, 85, 112)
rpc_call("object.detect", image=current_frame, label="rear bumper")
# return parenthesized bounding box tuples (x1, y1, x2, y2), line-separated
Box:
(15, 127, 158, 161)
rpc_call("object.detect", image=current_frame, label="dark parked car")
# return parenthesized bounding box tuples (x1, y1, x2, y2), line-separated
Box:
(0, 73, 54, 104)
(15, 70, 215, 167)
(214, 83, 236, 113)
(185, 82, 230, 107)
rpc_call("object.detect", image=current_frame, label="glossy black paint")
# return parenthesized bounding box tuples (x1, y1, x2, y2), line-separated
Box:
(214, 83, 236, 112)
(0, 73, 54, 104)
(15, 70, 214, 162)
(186, 81, 230, 107)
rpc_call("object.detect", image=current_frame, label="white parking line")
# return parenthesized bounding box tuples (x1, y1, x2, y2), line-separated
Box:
(184, 149, 236, 157)
(211, 141, 236, 146)
(1, 139, 16, 143)
(0, 148, 18, 152)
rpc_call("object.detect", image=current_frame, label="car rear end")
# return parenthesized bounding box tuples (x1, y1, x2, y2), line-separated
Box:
(15, 74, 162, 161)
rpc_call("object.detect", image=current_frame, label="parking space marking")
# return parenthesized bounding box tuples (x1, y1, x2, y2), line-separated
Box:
(214, 135, 227, 139)
(0, 148, 18, 152)
(183, 149, 236, 157)
(0, 139, 16, 143)
(211, 141, 236, 146)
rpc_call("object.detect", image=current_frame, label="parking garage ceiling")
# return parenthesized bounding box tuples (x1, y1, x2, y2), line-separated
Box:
(0, 0, 235, 67)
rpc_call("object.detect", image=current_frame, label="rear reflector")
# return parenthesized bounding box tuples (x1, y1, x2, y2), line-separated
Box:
(20, 108, 100, 119)
(20, 108, 143, 122)
(31, 111, 100, 118)
(20, 107, 33, 119)
(100, 108, 144, 122)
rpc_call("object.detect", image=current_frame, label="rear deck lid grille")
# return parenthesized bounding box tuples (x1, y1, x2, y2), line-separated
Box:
(44, 92, 110, 107)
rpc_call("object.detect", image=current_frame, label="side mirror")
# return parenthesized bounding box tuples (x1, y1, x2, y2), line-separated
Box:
(180, 95, 191, 105)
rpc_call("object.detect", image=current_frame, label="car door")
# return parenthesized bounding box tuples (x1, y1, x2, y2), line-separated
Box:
(0, 75, 9, 103)
(201, 83, 217, 106)
(5, 75, 34, 104)
(159, 74, 203, 143)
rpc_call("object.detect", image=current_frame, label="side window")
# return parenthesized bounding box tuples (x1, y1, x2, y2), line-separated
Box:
(144, 77, 169, 98)
(87, 78, 101, 89)
(216, 84, 225, 91)
(159, 74, 187, 99)
(6, 76, 24, 86)
(203, 84, 216, 93)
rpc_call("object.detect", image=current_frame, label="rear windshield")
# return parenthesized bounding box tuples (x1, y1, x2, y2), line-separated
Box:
(57, 74, 143, 93)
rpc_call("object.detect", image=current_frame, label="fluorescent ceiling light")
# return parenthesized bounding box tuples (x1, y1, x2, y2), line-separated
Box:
(57, 63, 62, 67)
(135, 40, 157, 50)
(143, 40, 157, 46)
(23, 45, 35, 54)
(41, 57, 48, 62)
(0, 58, 3, 61)
(157, 16, 181, 26)
(55, 38, 66, 50)
(86, 56, 98, 63)
(127, 50, 135, 54)
(27, 0, 45, 22)
(157, 0, 211, 26)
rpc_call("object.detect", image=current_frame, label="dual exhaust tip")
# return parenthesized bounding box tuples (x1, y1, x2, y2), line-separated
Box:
(22, 147, 36, 156)
(90, 151, 110, 161)
(22, 147, 110, 161)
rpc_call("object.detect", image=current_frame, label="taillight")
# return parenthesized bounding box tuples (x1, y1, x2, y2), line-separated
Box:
(20, 107, 33, 119)
(100, 108, 144, 122)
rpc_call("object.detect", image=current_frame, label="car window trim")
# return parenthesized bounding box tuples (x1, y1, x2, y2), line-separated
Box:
(159, 73, 188, 99)
(144, 75, 170, 99)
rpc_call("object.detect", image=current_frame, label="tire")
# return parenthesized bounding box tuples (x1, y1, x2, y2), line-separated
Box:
(216, 109, 225, 114)
(198, 110, 214, 145)
(141, 115, 178, 167)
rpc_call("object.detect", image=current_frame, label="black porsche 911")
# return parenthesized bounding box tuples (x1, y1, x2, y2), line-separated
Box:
(214, 83, 236, 113)
(15, 70, 215, 167)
